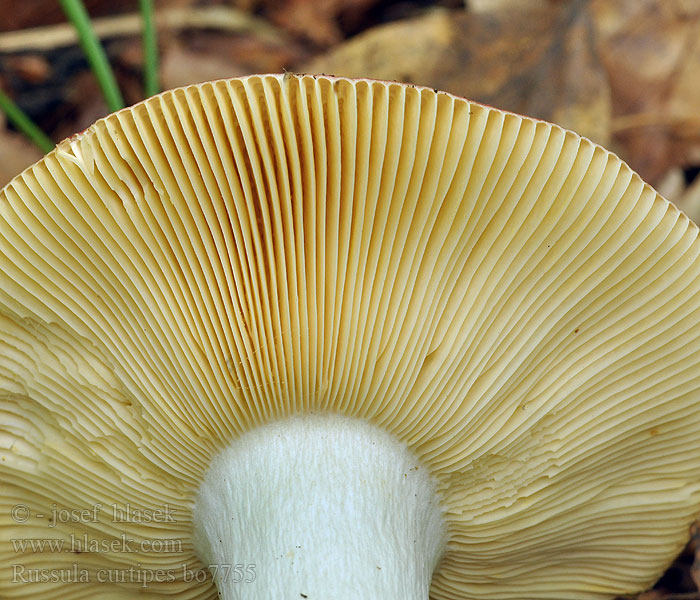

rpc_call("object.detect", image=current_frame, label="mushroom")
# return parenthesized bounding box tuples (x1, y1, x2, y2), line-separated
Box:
(1, 73, 700, 600)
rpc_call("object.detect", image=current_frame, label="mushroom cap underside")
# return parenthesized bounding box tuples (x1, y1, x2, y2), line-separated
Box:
(1, 73, 700, 599)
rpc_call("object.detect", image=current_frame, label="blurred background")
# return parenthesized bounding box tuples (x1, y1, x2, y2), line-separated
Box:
(1, 0, 699, 598)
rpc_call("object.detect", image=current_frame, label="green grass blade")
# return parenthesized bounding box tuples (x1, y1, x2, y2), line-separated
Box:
(59, 0, 124, 112)
(139, 0, 159, 97)
(0, 88, 54, 154)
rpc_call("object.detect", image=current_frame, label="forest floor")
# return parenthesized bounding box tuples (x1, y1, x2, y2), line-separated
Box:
(1, 1, 699, 597)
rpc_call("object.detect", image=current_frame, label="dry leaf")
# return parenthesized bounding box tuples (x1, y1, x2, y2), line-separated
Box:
(260, 0, 382, 46)
(592, 0, 700, 184)
(3, 54, 50, 84)
(161, 32, 306, 91)
(304, 2, 611, 146)
(691, 521, 700, 591)
(161, 41, 251, 90)
(635, 592, 665, 600)
(303, 9, 451, 85)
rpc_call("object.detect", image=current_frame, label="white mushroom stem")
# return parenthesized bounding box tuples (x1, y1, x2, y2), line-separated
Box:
(193, 414, 446, 600)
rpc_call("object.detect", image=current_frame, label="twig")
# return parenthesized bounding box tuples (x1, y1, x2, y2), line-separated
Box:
(611, 112, 700, 135)
(0, 6, 285, 53)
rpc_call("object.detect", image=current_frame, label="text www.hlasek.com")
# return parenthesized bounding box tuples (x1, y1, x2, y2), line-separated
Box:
(12, 534, 182, 554)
